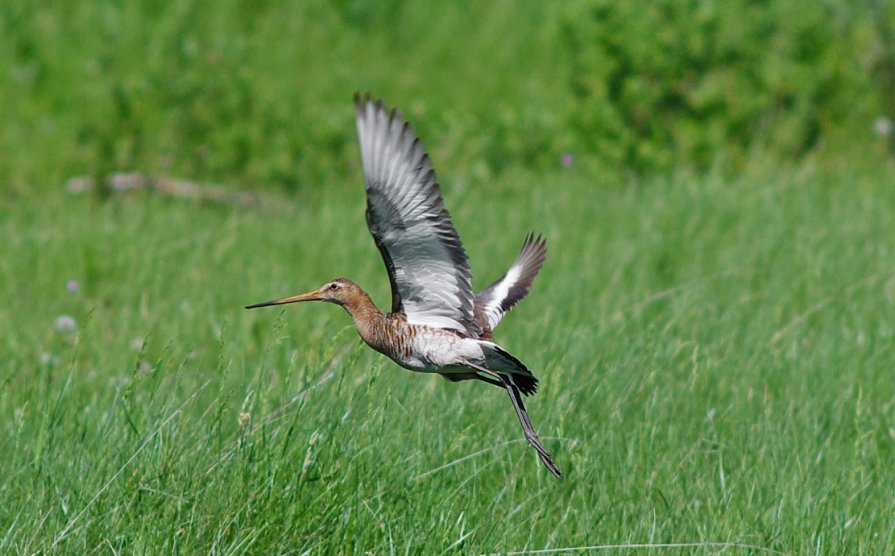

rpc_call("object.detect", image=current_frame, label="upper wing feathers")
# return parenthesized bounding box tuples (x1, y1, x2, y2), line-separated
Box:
(355, 94, 477, 334)
(474, 233, 547, 334)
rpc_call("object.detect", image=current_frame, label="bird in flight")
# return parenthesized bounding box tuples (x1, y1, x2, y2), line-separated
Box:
(246, 94, 560, 478)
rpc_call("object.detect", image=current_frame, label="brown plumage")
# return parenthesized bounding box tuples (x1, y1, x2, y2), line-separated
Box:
(246, 95, 560, 478)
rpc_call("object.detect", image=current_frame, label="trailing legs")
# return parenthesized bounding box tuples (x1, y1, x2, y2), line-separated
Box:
(465, 362, 562, 478)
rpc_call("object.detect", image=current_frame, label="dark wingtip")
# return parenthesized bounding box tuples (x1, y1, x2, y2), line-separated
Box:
(353, 94, 404, 124)
(526, 231, 547, 249)
(354, 91, 373, 116)
(519, 232, 548, 262)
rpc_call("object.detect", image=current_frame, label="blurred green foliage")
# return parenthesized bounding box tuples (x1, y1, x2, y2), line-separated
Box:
(562, 0, 890, 173)
(1, 0, 893, 192)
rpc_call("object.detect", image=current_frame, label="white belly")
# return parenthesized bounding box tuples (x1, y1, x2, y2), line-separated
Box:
(388, 330, 484, 374)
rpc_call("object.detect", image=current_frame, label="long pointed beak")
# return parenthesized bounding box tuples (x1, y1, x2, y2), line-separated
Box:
(245, 290, 322, 309)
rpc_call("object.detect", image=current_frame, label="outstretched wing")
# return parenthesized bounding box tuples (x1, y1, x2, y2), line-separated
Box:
(474, 233, 547, 334)
(355, 94, 477, 334)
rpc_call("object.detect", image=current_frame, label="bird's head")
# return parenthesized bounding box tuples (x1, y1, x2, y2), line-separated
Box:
(245, 278, 360, 309)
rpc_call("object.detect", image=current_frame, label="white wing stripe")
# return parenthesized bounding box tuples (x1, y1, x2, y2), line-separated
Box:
(474, 234, 547, 333)
(483, 264, 523, 329)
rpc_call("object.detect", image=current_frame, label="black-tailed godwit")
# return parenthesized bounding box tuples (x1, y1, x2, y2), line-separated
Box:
(247, 95, 560, 478)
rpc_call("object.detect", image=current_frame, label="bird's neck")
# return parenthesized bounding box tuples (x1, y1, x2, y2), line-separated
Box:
(341, 289, 387, 344)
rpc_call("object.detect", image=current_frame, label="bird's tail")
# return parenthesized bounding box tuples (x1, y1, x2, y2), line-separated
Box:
(481, 342, 539, 396)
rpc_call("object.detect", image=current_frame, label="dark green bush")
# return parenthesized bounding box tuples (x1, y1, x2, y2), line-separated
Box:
(560, 0, 886, 175)
(1, 1, 891, 192)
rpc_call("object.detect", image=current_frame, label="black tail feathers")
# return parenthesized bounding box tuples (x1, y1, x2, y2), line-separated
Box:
(486, 344, 539, 396)
(510, 373, 539, 397)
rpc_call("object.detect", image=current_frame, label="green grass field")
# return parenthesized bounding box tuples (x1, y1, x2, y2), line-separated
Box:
(4, 1, 895, 553)
(3, 161, 895, 553)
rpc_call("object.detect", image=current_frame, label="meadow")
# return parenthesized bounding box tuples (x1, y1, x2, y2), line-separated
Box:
(3, 1, 895, 554)
(4, 163, 895, 553)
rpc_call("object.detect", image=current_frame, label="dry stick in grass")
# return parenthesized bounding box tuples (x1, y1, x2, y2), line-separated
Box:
(66, 172, 271, 207)
(51, 380, 212, 549)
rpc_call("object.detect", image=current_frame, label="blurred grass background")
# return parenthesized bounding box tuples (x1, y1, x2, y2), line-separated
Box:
(3, 0, 894, 192)
(2, 1, 895, 553)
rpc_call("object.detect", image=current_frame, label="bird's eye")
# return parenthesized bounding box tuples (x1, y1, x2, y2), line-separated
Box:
(330, 283, 339, 290)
